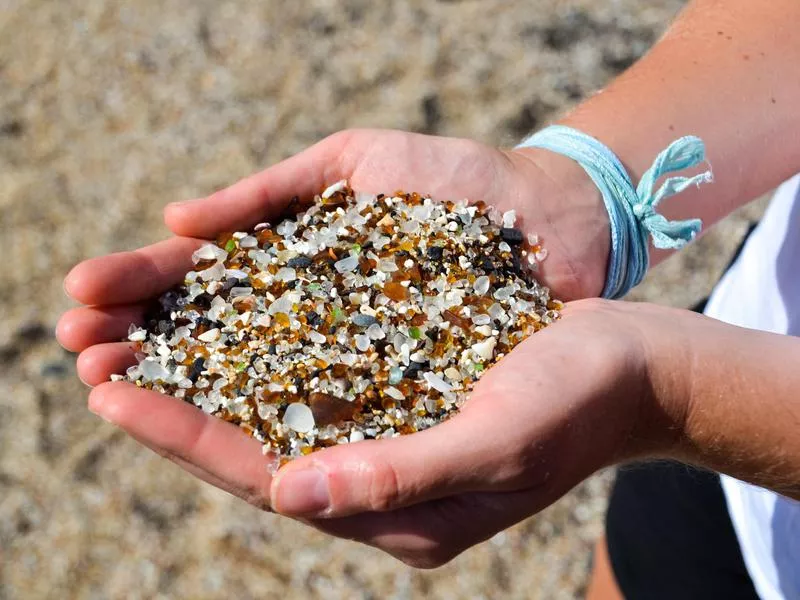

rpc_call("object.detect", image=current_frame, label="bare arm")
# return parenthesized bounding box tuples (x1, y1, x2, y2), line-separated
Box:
(550, 0, 800, 495)
(650, 308, 800, 499)
(516, 0, 800, 271)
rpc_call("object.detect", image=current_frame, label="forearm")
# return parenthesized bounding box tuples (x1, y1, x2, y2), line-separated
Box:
(518, 0, 800, 267)
(649, 311, 800, 499)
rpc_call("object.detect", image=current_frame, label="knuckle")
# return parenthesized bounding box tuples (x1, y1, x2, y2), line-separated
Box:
(571, 297, 609, 313)
(366, 459, 402, 512)
(403, 556, 441, 570)
(398, 546, 454, 570)
(242, 474, 275, 513)
(325, 129, 349, 145)
(150, 445, 173, 461)
(326, 128, 361, 148)
(243, 489, 272, 513)
(320, 129, 366, 182)
(205, 187, 230, 206)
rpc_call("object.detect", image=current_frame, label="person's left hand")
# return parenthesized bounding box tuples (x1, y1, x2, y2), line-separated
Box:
(72, 298, 694, 568)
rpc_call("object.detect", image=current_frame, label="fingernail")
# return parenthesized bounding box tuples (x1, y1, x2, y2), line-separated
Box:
(274, 467, 330, 516)
(63, 271, 76, 300)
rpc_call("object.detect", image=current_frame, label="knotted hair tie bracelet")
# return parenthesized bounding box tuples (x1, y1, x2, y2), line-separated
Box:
(517, 125, 713, 299)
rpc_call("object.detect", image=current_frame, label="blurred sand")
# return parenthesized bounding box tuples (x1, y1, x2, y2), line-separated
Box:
(0, 1, 767, 598)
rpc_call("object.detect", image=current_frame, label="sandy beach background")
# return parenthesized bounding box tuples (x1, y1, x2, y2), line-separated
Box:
(1, 1, 767, 598)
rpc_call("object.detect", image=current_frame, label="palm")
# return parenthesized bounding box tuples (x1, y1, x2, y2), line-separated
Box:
(342, 131, 520, 217)
(338, 132, 596, 296)
(58, 129, 613, 566)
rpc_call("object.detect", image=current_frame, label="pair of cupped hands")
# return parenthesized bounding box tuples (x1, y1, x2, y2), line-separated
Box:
(58, 130, 701, 568)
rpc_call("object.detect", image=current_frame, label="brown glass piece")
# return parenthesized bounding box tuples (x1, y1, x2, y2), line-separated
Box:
(309, 392, 358, 426)
(383, 281, 409, 301)
(442, 309, 470, 330)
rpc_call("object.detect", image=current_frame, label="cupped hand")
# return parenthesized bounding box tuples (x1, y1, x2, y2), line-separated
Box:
(56, 129, 621, 567)
(58, 129, 610, 380)
(262, 299, 694, 567)
(66, 294, 694, 568)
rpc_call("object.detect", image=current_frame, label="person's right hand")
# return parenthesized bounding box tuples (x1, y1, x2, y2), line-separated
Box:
(159, 129, 609, 300)
(58, 128, 611, 372)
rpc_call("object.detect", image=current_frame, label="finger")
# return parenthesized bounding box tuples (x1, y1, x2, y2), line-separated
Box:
(309, 488, 547, 569)
(57, 304, 144, 352)
(164, 130, 362, 238)
(77, 342, 137, 386)
(65, 237, 205, 306)
(269, 396, 543, 519)
(89, 382, 274, 509)
(126, 431, 273, 511)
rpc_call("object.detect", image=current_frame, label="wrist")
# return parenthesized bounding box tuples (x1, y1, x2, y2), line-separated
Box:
(618, 304, 697, 461)
(506, 145, 610, 299)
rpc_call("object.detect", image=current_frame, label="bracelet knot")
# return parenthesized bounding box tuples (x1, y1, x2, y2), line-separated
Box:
(517, 125, 712, 299)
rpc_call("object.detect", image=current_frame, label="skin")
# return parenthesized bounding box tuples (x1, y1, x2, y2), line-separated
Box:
(58, 0, 800, 574)
(586, 537, 623, 600)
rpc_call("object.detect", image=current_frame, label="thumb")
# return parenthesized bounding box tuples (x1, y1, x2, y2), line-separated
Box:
(269, 400, 539, 519)
(163, 129, 361, 238)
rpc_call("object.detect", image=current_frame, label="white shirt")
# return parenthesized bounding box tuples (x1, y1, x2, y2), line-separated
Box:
(703, 175, 800, 599)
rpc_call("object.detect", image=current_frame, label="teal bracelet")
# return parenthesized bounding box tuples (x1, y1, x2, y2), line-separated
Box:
(517, 125, 713, 299)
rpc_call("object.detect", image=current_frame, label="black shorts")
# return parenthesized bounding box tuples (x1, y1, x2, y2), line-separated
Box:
(606, 461, 758, 599)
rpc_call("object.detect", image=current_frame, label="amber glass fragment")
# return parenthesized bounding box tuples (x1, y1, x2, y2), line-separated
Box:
(383, 281, 409, 301)
(442, 309, 470, 330)
(309, 392, 358, 427)
(193, 258, 217, 270)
